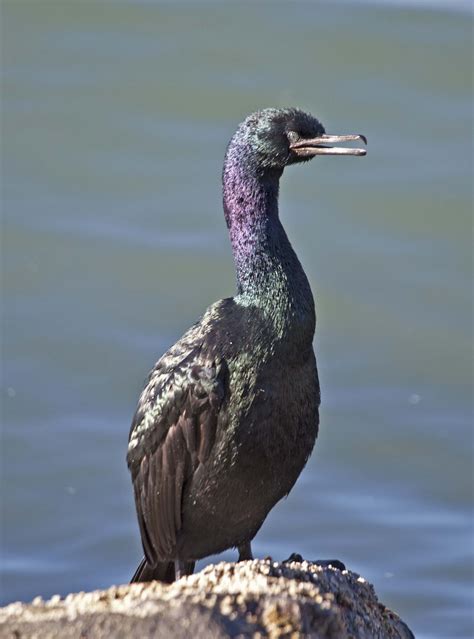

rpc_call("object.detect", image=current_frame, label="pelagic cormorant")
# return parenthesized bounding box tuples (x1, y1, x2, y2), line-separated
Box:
(127, 108, 366, 583)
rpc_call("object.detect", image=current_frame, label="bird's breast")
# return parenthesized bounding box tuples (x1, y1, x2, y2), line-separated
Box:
(223, 348, 319, 476)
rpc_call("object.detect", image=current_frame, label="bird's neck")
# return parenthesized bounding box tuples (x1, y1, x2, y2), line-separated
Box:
(222, 149, 315, 336)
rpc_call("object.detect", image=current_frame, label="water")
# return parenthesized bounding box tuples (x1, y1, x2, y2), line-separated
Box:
(1, 2, 472, 637)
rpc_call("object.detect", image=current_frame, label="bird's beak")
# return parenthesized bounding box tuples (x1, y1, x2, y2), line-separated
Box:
(290, 133, 367, 157)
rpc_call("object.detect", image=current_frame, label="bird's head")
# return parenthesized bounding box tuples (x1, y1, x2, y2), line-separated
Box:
(229, 107, 366, 172)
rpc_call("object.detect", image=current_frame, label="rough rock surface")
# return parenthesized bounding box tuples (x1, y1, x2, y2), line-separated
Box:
(0, 559, 414, 638)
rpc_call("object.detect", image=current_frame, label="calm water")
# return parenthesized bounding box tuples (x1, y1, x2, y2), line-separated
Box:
(1, 2, 472, 637)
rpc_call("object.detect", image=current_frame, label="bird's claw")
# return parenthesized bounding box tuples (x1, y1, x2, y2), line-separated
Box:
(283, 553, 345, 571)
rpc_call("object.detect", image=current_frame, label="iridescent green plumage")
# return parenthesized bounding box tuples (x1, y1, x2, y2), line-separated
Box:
(128, 108, 366, 583)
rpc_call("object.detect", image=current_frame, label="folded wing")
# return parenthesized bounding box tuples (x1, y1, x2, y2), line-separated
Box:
(127, 346, 227, 565)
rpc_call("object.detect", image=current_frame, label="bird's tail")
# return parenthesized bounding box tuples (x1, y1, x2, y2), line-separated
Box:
(130, 557, 195, 584)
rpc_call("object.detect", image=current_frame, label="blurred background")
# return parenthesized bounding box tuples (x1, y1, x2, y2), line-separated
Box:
(1, 1, 472, 637)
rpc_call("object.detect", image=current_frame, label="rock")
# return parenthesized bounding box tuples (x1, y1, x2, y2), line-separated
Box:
(0, 559, 414, 638)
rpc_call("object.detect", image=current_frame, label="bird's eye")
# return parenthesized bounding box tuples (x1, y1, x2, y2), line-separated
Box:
(287, 131, 299, 145)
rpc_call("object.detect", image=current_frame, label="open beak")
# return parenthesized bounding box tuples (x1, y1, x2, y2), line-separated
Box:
(290, 133, 367, 158)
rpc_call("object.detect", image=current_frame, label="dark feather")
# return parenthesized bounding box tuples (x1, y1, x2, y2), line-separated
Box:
(127, 109, 341, 582)
(127, 346, 227, 565)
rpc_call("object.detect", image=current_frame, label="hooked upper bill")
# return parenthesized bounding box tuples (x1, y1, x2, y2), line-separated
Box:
(290, 133, 367, 157)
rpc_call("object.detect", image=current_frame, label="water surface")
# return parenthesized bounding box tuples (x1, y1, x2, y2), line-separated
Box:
(1, 2, 472, 638)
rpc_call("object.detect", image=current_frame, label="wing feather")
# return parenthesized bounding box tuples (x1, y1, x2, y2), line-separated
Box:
(127, 347, 227, 565)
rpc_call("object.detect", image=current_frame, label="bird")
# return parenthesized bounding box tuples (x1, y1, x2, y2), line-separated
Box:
(127, 107, 366, 583)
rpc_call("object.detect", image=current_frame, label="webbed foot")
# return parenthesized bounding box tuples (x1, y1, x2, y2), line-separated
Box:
(284, 553, 345, 571)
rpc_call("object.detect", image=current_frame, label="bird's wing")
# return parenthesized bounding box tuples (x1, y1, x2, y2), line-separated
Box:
(127, 344, 227, 565)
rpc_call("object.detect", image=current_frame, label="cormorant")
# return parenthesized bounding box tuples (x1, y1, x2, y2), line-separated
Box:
(127, 108, 366, 582)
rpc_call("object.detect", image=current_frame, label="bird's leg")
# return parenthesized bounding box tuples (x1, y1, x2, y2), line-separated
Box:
(237, 542, 253, 561)
(174, 559, 195, 580)
(174, 560, 187, 580)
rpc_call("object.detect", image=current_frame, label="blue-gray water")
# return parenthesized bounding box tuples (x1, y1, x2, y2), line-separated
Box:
(1, 2, 472, 637)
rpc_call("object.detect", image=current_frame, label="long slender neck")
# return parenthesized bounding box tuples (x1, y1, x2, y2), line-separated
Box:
(222, 143, 315, 335)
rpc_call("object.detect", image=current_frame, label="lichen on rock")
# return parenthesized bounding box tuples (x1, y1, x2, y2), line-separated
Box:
(0, 559, 414, 638)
